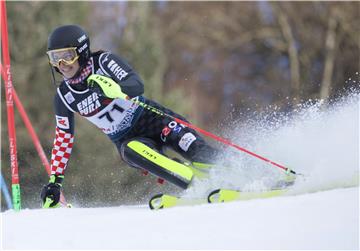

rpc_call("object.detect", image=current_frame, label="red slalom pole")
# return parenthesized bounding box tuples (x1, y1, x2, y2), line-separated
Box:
(1, 0, 21, 211)
(0, 63, 68, 207)
(0, 64, 51, 172)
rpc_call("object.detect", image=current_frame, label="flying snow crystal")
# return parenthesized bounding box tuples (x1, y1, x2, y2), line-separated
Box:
(186, 89, 359, 197)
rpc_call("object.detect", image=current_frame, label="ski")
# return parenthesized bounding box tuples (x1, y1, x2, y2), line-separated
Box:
(207, 188, 288, 203)
(148, 194, 206, 210)
(148, 172, 297, 210)
(207, 175, 296, 204)
(148, 187, 289, 210)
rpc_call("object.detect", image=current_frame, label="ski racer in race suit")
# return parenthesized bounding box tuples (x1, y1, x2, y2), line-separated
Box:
(41, 25, 221, 208)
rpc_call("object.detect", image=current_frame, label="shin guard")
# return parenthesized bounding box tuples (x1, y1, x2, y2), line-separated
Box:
(120, 138, 194, 189)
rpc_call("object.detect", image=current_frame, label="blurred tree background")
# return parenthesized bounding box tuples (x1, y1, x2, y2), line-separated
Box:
(1, 1, 359, 211)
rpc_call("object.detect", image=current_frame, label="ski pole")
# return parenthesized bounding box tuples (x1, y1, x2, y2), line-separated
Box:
(134, 100, 298, 175)
(87, 74, 299, 175)
(0, 172, 13, 209)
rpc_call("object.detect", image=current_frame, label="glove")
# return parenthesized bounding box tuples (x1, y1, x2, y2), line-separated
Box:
(87, 74, 128, 99)
(40, 175, 64, 208)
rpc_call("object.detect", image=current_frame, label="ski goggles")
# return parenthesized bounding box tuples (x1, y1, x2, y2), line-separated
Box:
(47, 47, 79, 67)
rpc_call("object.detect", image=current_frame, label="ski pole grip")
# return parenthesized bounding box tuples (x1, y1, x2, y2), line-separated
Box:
(43, 197, 54, 209)
(87, 74, 128, 100)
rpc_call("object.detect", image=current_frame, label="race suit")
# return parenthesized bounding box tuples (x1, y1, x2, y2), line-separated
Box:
(50, 51, 219, 176)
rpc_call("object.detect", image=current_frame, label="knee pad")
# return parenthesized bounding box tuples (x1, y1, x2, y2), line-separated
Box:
(120, 138, 193, 189)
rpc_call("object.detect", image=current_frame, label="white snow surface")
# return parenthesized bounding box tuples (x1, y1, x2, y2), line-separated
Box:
(2, 187, 359, 250)
(1, 91, 360, 249)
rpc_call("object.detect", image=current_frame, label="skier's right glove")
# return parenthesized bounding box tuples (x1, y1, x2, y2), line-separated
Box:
(87, 74, 128, 99)
(40, 175, 64, 208)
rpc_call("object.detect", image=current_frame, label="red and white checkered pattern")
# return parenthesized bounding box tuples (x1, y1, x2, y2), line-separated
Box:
(50, 127, 74, 175)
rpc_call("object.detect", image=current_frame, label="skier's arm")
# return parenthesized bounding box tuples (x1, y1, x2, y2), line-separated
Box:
(41, 93, 74, 208)
(98, 52, 144, 98)
(50, 93, 75, 176)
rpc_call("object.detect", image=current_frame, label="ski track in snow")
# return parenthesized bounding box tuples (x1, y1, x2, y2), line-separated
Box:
(2, 91, 359, 249)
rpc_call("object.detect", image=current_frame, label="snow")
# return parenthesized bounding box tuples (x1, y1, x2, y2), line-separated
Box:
(1, 187, 358, 249)
(1, 89, 359, 249)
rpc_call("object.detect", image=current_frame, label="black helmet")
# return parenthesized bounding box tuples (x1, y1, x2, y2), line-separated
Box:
(47, 25, 91, 68)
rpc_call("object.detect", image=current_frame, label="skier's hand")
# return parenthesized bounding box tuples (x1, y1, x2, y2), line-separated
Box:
(87, 74, 128, 99)
(40, 175, 63, 208)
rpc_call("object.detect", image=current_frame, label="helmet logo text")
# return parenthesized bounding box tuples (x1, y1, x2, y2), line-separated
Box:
(77, 35, 87, 43)
(78, 43, 88, 53)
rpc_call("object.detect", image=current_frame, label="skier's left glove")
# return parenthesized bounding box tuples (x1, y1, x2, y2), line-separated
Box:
(40, 175, 64, 208)
(87, 74, 128, 99)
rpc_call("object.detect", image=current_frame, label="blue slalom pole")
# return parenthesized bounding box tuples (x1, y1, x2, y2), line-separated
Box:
(0, 172, 13, 210)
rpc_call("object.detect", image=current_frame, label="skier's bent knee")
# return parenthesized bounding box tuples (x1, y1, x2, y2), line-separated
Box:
(119, 138, 193, 189)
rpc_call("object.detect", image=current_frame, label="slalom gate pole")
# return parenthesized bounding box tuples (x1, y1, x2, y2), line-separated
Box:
(0, 64, 68, 207)
(0, 172, 13, 209)
(1, 0, 21, 211)
(132, 99, 298, 175)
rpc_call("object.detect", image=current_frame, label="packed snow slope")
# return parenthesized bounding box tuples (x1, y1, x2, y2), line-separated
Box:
(2, 187, 358, 250)
(2, 90, 359, 249)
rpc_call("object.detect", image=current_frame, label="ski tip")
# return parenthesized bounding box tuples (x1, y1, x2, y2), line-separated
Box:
(207, 189, 221, 203)
(149, 194, 164, 210)
(149, 193, 180, 210)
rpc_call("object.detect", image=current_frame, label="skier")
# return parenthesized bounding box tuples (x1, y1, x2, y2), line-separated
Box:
(41, 24, 221, 208)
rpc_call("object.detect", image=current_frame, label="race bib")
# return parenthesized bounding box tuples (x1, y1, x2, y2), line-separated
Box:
(85, 98, 139, 136)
